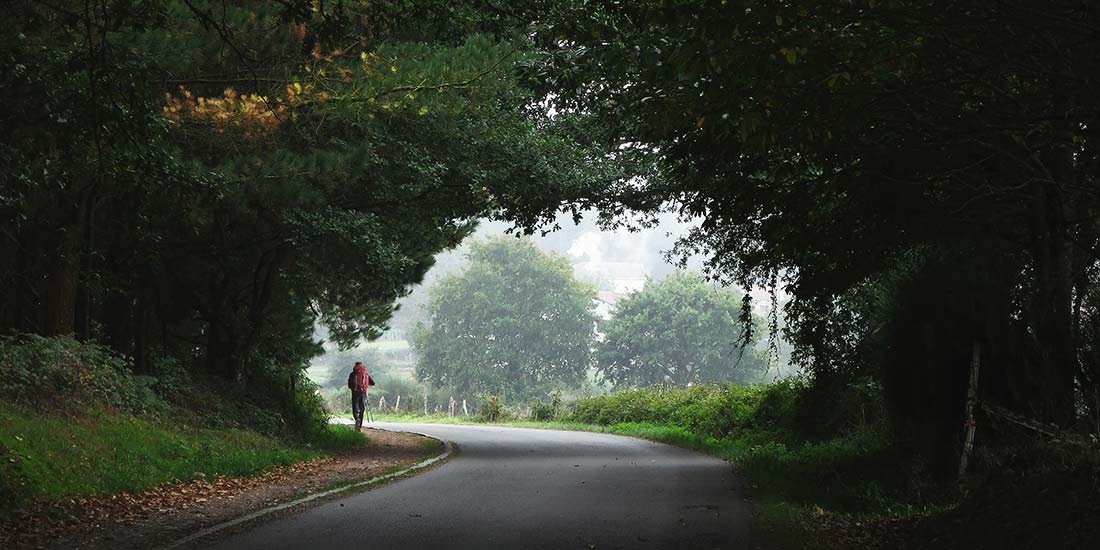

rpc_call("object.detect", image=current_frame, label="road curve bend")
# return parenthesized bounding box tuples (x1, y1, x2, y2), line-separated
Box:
(209, 423, 756, 550)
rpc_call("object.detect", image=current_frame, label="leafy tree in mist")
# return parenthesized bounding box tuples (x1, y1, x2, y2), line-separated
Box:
(410, 237, 596, 402)
(596, 272, 767, 387)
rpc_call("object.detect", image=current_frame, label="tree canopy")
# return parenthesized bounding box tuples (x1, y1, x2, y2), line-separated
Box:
(6, 0, 1099, 476)
(0, 1, 615, 415)
(410, 237, 597, 402)
(596, 272, 768, 388)
(521, 0, 1100, 467)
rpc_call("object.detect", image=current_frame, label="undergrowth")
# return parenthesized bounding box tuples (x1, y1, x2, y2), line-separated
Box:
(0, 405, 365, 513)
(0, 335, 366, 514)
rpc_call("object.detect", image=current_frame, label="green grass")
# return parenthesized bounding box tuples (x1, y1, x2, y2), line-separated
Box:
(0, 405, 367, 510)
(305, 364, 335, 386)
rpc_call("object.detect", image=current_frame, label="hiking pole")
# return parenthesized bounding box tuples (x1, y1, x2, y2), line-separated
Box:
(366, 404, 374, 423)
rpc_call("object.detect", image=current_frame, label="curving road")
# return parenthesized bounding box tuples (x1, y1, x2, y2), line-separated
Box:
(209, 423, 756, 549)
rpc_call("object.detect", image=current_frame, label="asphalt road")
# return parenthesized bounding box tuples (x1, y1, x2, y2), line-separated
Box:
(209, 423, 756, 550)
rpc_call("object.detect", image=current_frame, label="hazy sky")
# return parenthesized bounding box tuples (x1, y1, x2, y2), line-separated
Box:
(379, 210, 705, 333)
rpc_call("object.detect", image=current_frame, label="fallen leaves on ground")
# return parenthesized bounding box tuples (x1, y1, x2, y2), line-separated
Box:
(0, 428, 441, 550)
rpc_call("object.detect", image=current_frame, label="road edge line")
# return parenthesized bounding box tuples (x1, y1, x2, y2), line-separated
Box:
(161, 430, 454, 549)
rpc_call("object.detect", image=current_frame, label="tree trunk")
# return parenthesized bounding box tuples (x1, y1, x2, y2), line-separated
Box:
(206, 320, 239, 380)
(9, 235, 30, 333)
(73, 260, 92, 340)
(102, 291, 131, 352)
(44, 256, 78, 336)
(1030, 138, 1079, 427)
(958, 340, 981, 479)
(134, 300, 148, 374)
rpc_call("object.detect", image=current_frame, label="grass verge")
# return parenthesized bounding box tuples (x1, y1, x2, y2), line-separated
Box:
(0, 404, 366, 512)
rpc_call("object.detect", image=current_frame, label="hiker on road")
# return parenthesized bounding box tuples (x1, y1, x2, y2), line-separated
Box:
(347, 361, 375, 431)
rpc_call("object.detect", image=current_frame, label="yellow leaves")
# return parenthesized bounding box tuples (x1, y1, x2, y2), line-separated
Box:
(418, 106, 429, 116)
(777, 46, 808, 64)
(825, 71, 851, 89)
(290, 24, 306, 43)
(162, 85, 287, 139)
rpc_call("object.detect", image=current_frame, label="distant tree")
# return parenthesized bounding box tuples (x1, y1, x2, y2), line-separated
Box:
(411, 237, 597, 401)
(596, 272, 767, 387)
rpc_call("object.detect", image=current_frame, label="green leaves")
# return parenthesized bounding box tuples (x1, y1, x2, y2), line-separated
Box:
(595, 272, 768, 388)
(2, 1, 619, 396)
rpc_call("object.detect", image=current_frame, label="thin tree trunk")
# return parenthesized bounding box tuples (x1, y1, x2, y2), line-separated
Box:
(958, 340, 981, 479)
(1028, 60, 1080, 427)
(10, 235, 30, 333)
(134, 299, 148, 374)
(206, 320, 239, 379)
(44, 256, 78, 336)
(74, 213, 95, 340)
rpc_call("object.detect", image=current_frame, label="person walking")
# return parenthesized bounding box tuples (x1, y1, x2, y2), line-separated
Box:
(347, 361, 375, 431)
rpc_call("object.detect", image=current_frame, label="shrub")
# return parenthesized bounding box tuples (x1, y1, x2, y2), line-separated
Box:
(529, 391, 564, 421)
(751, 377, 804, 431)
(570, 384, 770, 439)
(479, 394, 506, 422)
(0, 335, 164, 416)
(792, 375, 888, 441)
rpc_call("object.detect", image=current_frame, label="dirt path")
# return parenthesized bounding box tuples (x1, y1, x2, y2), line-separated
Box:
(0, 428, 443, 550)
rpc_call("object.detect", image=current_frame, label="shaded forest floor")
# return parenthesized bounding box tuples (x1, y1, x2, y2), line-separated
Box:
(0, 426, 443, 550)
(793, 463, 1099, 550)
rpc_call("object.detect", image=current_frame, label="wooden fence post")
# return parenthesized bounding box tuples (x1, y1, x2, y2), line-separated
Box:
(462, 399, 468, 416)
(395, 395, 401, 413)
